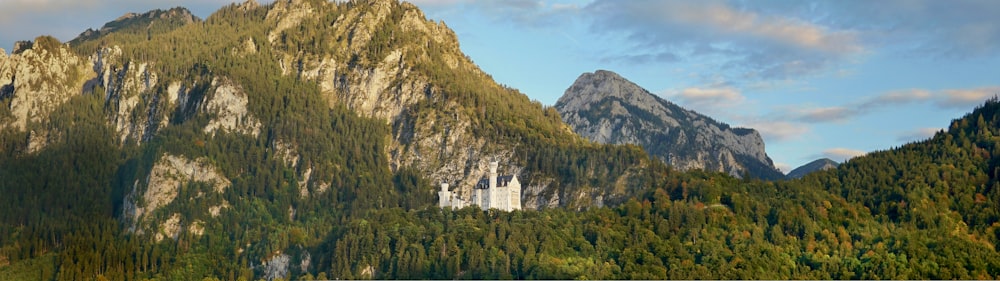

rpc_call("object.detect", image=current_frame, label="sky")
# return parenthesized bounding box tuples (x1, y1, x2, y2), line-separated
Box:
(2, 0, 1000, 173)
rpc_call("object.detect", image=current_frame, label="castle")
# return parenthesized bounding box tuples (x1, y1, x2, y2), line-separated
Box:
(438, 161, 522, 211)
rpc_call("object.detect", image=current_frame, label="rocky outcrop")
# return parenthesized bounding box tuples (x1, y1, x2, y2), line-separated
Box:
(91, 46, 166, 144)
(787, 158, 839, 179)
(201, 77, 261, 137)
(90, 45, 263, 145)
(121, 154, 230, 234)
(556, 70, 784, 180)
(262, 253, 291, 281)
(268, 0, 463, 122)
(0, 37, 92, 133)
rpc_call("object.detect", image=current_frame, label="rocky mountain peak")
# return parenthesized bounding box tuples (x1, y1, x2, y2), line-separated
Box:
(556, 70, 784, 180)
(558, 70, 663, 115)
(11, 40, 33, 55)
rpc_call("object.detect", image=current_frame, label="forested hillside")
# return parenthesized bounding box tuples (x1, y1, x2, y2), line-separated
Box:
(0, 0, 656, 279)
(306, 99, 1000, 280)
(0, 0, 999, 279)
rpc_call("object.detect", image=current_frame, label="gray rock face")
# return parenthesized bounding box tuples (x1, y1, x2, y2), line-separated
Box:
(556, 70, 784, 180)
(786, 158, 839, 179)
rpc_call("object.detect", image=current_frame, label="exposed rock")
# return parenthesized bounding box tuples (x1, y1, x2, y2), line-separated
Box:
(359, 264, 376, 279)
(522, 177, 557, 209)
(299, 251, 311, 273)
(209, 202, 229, 217)
(556, 70, 784, 180)
(90, 45, 180, 144)
(202, 77, 262, 137)
(12, 41, 33, 55)
(239, 0, 260, 12)
(156, 213, 182, 242)
(273, 139, 300, 167)
(89, 44, 262, 145)
(266, 0, 316, 44)
(298, 167, 312, 198)
(0, 39, 93, 133)
(26, 130, 51, 154)
(262, 253, 291, 281)
(189, 220, 205, 236)
(787, 158, 839, 179)
(122, 154, 231, 232)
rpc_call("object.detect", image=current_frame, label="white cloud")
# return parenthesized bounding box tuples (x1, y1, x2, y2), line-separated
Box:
(412, 0, 574, 27)
(774, 162, 792, 174)
(897, 127, 942, 142)
(658, 2, 859, 55)
(586, 0, 863, 79)
(740, 120, 809, 142)
(788, 88, 964, 124)
(675, 86, 745, 108)
(937, 86, 1000, 109)
(758, 0, 1000, 58)
(822, 148, 866, 162)
(795, 106, 853, 123)
(865, 89, 932, 108)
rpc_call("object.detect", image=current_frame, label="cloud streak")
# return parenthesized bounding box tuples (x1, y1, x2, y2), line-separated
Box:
(897, 127, 942, 142)
(791, 87, 992, 124)
(412, 0, 1000, 89)
(938, 86, 1000, 109)
(811, 0, 1000, 58)
(740, 119, 809, 142)
(675, 86, 745, 109)
(795, 106, 852, 123)
(585, 0, 863, 80)
(822, 148, 866, 162)
(411, 0, 576, 28)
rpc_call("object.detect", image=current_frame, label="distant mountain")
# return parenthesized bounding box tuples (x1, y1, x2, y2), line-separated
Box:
(555, 70, 784, 180)
(786, 158, 839, 179)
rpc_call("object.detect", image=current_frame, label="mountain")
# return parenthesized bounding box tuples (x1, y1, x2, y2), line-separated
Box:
(786, 158, 839, 179)
(555, 70, 784, 180)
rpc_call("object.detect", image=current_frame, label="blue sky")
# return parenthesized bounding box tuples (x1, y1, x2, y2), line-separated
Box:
(2, 0, 1000, 172)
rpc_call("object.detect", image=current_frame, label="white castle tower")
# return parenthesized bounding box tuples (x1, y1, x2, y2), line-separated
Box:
(438, 161, 521, 211)
(438, 182, 452, 208)
(438, 182, 465, 209)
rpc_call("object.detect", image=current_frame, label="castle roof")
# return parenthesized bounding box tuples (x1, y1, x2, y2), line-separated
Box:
(475, 175, 518, 189)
